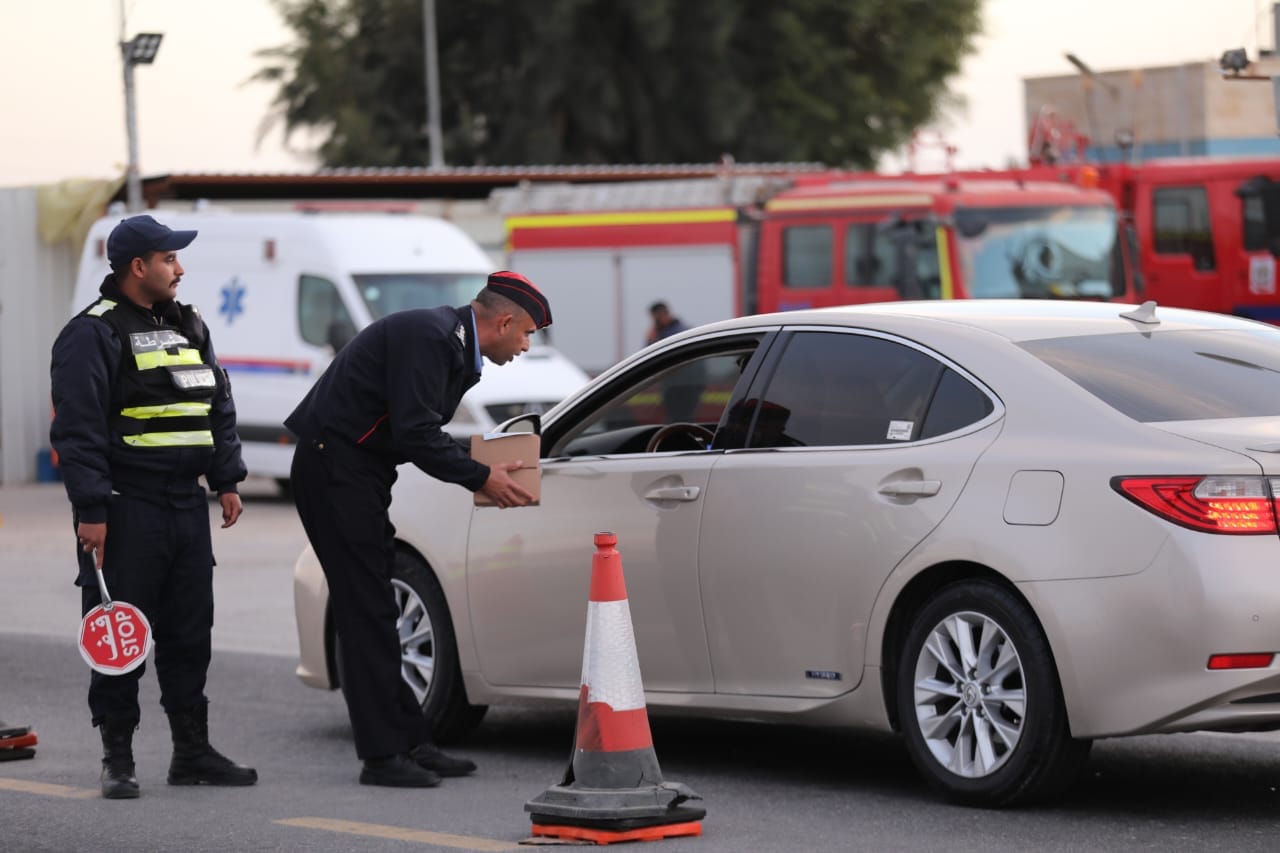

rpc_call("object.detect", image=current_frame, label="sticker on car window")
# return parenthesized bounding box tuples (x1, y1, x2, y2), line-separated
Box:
(887, 420, 914, 441)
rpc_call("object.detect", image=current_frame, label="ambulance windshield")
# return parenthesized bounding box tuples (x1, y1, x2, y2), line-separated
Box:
(953, 204, 1122, 299)
(353, 273, 489, 319)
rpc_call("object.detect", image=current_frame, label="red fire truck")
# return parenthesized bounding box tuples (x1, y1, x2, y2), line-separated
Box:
(1003, 158, 1280, 322)
(502, 174, 1133, 373)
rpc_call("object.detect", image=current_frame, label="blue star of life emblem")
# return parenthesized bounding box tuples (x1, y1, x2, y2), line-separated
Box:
(219, 276, 246, 325)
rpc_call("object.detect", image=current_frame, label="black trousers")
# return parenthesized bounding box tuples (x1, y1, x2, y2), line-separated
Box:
(77, 493, 214, 726)
(290, 438, 433, 759)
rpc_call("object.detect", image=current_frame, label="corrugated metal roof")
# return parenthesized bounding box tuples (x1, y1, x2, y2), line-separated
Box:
(488, 175, 802, 214)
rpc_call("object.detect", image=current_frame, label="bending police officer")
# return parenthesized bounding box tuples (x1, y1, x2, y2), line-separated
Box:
(50, 214, 257, 799)
(286, 271, 550, 787)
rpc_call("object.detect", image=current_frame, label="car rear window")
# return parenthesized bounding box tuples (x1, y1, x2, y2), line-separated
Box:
(1020, 329, 1280, 421)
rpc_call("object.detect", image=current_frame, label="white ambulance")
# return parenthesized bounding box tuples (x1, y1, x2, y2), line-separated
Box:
(72, 211, 589, 488)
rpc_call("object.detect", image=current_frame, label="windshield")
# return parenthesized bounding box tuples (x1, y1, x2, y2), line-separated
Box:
(955, 205, 1121, 300)
(352, 273, 488, 319)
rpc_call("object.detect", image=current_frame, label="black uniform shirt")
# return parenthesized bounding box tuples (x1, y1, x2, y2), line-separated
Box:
(285, 305, 489, 491)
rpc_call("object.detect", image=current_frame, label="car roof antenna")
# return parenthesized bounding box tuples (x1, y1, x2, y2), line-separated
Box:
(1119, 301, 1160, 325)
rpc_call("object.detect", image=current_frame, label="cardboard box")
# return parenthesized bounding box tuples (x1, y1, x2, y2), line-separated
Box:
(470, 432, 541, 506)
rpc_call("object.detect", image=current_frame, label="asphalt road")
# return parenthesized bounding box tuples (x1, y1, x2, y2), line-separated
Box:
(4, 482, 1280, 852)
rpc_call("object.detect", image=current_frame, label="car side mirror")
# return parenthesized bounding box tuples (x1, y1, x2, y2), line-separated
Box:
(494, 412, 541, 435)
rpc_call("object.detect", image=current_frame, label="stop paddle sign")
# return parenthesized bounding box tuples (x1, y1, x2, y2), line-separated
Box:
(78, 566, 153, 675)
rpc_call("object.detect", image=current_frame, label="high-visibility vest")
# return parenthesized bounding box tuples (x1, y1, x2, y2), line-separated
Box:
(83, 297, 218, 449)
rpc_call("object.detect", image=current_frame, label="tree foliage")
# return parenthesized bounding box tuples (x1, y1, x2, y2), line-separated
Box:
(254, 0, 982, 168)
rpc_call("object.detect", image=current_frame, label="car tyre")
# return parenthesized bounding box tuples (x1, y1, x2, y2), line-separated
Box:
(897, 579, 1091, 807)
(334, 551, 488, 744)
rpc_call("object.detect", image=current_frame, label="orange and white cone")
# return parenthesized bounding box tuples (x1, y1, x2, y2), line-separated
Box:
(525, 532, 705, 844)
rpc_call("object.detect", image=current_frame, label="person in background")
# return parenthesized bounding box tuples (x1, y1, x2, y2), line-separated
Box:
(285, 271, 551, 788)
(50, 214, 256, 799)
(644, 300, 688, 345)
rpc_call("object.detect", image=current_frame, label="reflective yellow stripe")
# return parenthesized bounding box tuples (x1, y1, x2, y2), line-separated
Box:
(86, 299, 117, 317)
(507, 209, 736, 232)
(937, 226, 954, 300)
(122, 431, 214, 447)
(120, 402, 212, 419)
(135, 348, 203, 370)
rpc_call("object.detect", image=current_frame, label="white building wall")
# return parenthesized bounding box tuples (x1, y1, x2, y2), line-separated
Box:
(0, 188, 77, 484)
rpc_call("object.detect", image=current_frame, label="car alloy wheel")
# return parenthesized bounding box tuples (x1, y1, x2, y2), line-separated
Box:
(392, 577, 435, 704)
(389, 551, 488, 742)
(910, 610, 1025, 778)
(896, 579, 1091, 806)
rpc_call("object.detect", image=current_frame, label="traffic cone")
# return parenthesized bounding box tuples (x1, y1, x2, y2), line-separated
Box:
(525, 532, 706, 844)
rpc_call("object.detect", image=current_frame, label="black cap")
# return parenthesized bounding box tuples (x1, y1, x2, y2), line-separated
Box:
(107, 215, 197, 269)
(486, 271, 552, 328)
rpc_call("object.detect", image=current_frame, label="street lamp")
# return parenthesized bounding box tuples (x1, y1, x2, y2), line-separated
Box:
(120, 31, 163, 211)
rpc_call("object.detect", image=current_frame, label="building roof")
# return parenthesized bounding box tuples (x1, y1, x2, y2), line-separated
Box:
(135, 162, 828, 206)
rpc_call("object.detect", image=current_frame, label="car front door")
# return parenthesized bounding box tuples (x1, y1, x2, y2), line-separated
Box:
(697, 328, 1002, 698)
(464, 335, 767, 694)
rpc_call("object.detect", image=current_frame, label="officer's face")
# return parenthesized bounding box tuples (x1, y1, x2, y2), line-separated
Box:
(136, 251, 185, 305)
(488, 311, 535, 365)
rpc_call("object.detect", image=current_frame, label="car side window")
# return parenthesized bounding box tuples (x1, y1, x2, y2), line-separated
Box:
(298, 275, 357, 350)
(553, 346, 758, 457)
(919, 368, 995, 439)
(746, 332, 941, 448)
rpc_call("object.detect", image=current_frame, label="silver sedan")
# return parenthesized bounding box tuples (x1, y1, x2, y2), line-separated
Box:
(294, 300, 1280, 806)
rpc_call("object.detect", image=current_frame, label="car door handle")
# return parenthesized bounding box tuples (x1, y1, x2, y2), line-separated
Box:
(878, 480, 941, 497)
(643, 486, 701, 501)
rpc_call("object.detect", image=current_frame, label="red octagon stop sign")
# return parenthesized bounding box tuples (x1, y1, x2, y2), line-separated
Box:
(79, 603, 153, 675)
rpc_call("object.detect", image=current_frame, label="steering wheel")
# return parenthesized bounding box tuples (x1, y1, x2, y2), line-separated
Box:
(645, 423, 716, 453)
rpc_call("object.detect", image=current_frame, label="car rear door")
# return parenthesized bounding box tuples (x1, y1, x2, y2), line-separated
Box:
(697, 328, 1002, 698)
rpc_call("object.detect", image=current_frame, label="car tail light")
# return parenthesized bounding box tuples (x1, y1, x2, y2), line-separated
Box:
(1208, 653, 1274, 670)
(1112, 476, 1279, 534)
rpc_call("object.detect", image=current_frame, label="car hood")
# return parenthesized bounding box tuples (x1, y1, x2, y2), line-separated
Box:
(1151, 418, 1280, 473)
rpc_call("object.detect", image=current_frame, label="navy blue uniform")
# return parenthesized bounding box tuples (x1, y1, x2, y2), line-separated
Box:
(50, 275, 246, 726)
(286, 306, 489, 759)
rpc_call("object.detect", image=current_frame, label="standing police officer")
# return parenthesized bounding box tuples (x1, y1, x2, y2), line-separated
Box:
(50, 214, 257, 799)
(286, 271, 550, 787)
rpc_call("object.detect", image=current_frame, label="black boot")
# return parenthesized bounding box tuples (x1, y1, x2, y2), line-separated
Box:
(410, 742, 476, 777)
(99, 720, 140, 800)
(166, 705, 257, 786)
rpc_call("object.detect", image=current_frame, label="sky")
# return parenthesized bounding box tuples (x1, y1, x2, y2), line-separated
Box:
(0, 0, 1274, 186)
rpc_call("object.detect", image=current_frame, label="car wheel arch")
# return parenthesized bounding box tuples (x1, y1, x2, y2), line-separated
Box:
(880, 562, 1053, 733)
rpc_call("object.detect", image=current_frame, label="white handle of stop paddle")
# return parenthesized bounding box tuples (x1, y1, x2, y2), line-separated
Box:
(94, 566, 114, 611)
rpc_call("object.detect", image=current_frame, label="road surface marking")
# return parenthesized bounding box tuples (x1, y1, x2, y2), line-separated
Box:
(0, 778, 98, 799)
(276, 817, 522, 850)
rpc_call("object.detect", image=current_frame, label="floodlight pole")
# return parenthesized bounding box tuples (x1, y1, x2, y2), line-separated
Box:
(122, 46, 143, 212)
(423, 0, 445, 167)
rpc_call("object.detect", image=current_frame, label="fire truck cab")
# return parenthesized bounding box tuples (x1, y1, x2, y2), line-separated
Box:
(751, 176, 1133, 314)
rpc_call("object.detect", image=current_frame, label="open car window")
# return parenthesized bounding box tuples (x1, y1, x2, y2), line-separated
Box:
(549, 339, 763, 457)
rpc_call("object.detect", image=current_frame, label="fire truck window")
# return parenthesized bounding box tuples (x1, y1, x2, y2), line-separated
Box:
(844, 224, 894, 288)
(1243, 195, 1268, 252)
(783, 225, 833, 288)
(1153, 186, 1216, 271)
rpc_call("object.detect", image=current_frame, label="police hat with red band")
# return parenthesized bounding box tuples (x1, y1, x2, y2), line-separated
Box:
(485, 271, 552, 329)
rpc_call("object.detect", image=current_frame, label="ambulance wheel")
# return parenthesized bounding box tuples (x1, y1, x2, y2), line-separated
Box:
(392, 551, 488, 743)
(896, 580, 1091, 806)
